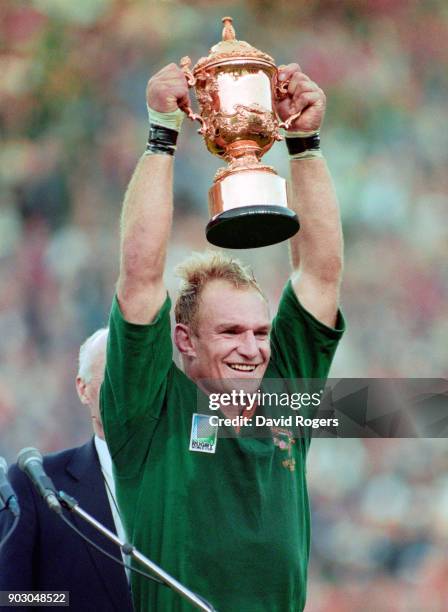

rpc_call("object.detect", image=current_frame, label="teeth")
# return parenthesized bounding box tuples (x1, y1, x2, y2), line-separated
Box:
(228, 364, 256, 372)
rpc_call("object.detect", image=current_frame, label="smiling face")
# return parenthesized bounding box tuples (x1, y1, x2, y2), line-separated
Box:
(175, 279, 271, 393)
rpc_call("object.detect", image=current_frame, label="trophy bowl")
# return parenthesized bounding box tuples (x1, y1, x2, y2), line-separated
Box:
(180, 17, 301, 249)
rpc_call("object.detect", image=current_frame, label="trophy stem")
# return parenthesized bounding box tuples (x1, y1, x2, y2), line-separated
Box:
(224, 140, 262, 162)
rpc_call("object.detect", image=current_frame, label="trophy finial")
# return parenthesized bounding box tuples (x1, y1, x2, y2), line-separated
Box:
(222, 16, 235, 41)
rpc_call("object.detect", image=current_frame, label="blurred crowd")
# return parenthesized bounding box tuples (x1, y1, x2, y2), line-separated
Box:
(1, 1, 447, 610)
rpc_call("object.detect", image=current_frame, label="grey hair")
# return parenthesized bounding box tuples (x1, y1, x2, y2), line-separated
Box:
(77, 328, 109, 383)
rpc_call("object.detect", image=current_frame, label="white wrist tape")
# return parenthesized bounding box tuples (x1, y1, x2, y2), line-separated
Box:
(147, 105, 185, 132)
(284, 129, 320, 138)
(289, 149, 324, 160)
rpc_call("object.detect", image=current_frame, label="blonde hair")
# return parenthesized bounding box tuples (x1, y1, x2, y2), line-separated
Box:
(174, 251, 265, 330)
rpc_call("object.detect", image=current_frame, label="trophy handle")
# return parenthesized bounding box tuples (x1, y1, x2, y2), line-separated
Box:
(274, 73, 302, 132)
(277, 112, 302, 131)
(179, 56, 207, 135)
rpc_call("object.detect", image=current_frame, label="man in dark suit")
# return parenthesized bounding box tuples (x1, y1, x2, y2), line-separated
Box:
(0, 329, 133, 612)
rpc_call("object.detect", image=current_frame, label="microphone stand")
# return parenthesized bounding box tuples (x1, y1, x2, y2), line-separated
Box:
(57, 491, 217, 612)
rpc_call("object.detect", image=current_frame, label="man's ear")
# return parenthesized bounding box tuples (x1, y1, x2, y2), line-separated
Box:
(76, 376, 89, 405)
(174, 323, 196, 357)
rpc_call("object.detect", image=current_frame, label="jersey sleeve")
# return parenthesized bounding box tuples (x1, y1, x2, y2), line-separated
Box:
(267, 281, 345, 451)
(100, 293, 173, 477)
(269, 280, 345, 380)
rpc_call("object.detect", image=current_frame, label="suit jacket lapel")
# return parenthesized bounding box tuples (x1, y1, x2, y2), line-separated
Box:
(65, 439, 132, 611)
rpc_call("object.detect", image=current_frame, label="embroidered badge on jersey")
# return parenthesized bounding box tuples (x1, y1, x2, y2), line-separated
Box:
(189, 414, 218, 454)
(272, 426, 296, 471)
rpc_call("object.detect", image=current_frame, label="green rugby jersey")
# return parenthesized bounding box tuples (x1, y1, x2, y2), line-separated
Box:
(100, 281, 345, 612)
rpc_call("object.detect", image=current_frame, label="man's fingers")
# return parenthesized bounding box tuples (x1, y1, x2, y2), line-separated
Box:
(292, 91, 325, 113)
(279, 62, 301, 73)
(158, 62, 182, 76)
(278, 62, 302, 81)
(147, 62, 191, 112)
(177, 93, 191, 110)
(168, 82, 190, 100)
(155, 64, 189, 94)
(288, 73, 318, 95)
(158, 72, 189, 91)
(287, 73, 306, 95)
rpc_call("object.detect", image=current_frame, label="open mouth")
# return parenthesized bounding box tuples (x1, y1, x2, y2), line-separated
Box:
(226, 363, 259, 373)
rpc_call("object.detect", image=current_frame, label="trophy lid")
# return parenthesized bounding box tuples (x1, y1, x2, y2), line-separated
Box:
(193, 17, 275, 73)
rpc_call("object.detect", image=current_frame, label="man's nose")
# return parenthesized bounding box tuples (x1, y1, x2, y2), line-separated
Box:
(238, 331, 258, 359)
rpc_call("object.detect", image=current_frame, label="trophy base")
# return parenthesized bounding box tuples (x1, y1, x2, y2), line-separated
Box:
(206, 205, 299, 249)
(207, 167, 300, 248)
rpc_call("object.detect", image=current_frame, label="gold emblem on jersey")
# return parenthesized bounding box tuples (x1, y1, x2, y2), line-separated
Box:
(272, 427, 296, 472)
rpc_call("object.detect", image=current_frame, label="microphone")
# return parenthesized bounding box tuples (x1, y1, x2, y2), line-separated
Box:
(0, 457, 20, 517)
(17, 448, 61, 514)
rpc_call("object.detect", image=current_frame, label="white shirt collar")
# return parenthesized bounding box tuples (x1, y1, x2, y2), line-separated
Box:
(93, 435, 130, 581)
(94, 435, 113, 479)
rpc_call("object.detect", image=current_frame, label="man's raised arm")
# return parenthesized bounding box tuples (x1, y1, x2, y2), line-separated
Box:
(117, 63, 189, 324)
(276, 64, 343, 328)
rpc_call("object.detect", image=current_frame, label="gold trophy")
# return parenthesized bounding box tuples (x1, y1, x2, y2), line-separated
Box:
(180, 16, 301, 249)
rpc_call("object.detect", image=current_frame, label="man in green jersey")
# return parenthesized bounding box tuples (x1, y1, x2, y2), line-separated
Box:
(100, 62, 344, 611)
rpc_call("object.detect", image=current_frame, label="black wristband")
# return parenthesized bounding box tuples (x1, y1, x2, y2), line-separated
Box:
(146, 123, 179, 156)
(285, 132, 321, 156)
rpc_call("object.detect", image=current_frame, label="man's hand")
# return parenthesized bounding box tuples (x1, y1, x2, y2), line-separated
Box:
(276, 63, 326, 133)
(146, 63, 190, 113)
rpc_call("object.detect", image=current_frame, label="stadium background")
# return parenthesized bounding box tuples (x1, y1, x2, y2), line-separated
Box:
(1, 1, 447, 609)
